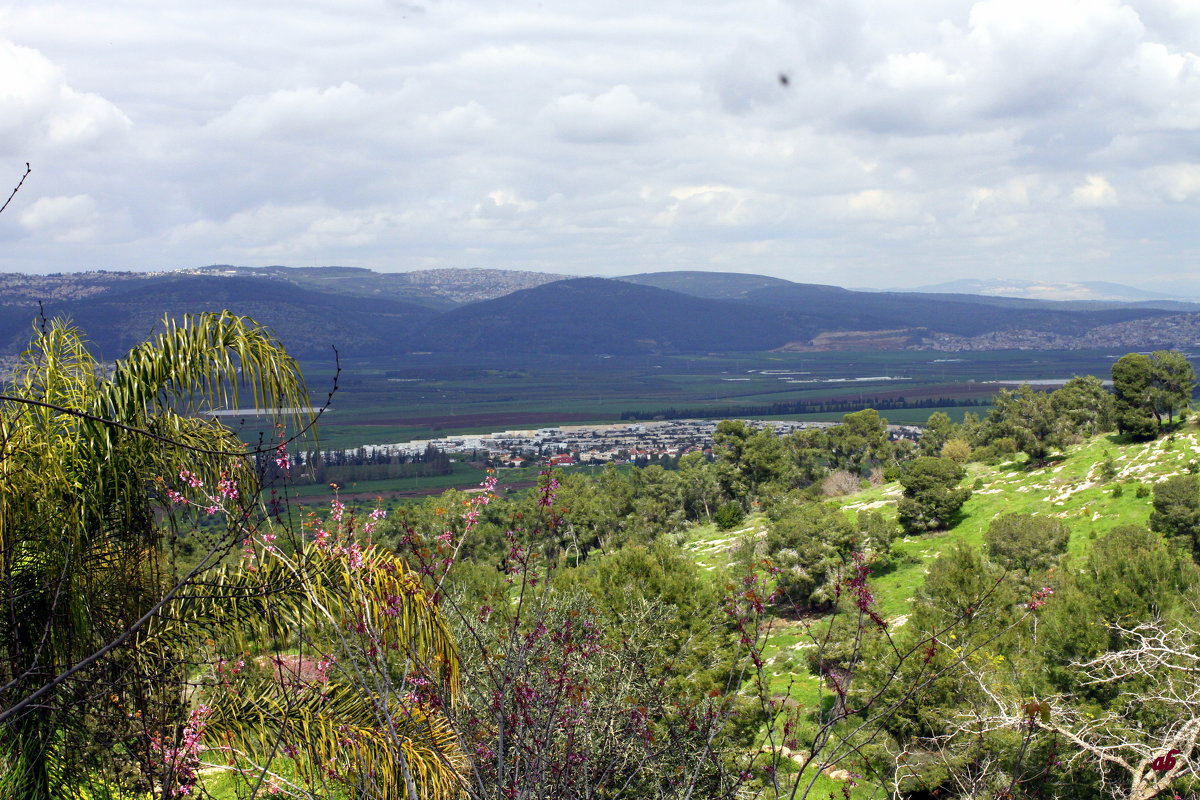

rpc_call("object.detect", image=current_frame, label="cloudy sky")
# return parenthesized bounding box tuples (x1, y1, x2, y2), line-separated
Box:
(1, 0, 1199, 293)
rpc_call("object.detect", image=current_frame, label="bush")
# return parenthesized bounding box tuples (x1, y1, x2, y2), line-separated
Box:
(714, 501, 745, 531)
(1100, 456, 1118, 481)
(984, 513, 1069, 574)
(940, 438, 972, 464)
(896, 457, 971, 534)
(822, 470, 860, 497)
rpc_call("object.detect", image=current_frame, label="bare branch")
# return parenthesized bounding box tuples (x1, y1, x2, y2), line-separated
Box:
(0, 162, 30, 216)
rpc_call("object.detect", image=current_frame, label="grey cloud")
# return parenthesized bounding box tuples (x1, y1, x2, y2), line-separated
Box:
(0, 1, 1199, 294)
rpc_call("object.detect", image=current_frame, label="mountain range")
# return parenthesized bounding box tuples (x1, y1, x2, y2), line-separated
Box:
(902, 278, 1194, 305)
(2, 267, 1199, 360)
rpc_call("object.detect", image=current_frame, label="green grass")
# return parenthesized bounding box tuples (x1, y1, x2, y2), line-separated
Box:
(683, 423, 1200, 798)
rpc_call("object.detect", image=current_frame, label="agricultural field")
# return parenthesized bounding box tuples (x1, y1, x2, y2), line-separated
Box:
(293, 349, 1129, 450)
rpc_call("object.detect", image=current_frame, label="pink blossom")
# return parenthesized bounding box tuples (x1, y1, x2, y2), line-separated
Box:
(274, 444, 290, 471)
(217, 476, 238, 500)
(314, 527, 330, 549)
(1026, 586, 1055, 610)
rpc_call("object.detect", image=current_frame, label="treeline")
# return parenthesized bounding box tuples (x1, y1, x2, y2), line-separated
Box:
(619, 394, 988, 421)
(256, 442, 453, 486)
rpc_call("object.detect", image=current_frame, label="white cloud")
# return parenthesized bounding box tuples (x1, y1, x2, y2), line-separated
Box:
(837, 189, 928, 222)
(0, 40, 130, 151)
(1071, 174, 1119, 207)
(413, 101, 498, 140)
(206, 83, 372, 139)
(19, 194, 100, 242)
(1145, 163, 1200, 200)
(540, 85, 664, 144)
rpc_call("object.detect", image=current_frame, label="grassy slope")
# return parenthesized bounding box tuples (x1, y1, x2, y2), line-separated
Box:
(681, 424, 1200, 798)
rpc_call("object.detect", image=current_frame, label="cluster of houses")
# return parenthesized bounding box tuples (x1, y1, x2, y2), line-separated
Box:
(364, 418, 923, 469)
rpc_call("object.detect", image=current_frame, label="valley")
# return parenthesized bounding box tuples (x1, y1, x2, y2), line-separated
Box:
(298, 348, 1131, 449)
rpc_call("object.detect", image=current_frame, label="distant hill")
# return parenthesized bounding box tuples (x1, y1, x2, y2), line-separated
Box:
(902, 278, 1198, 307)
(2, 266, 1199, 360)
(0, 276, 434, 359)
(184, 266, 569, 309)
(411, 277, 814, 354)
(618, 271, 795, 300)
(736, 282, 1174, 339)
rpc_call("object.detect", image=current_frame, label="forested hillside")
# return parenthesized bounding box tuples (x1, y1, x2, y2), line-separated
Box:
(4, 316, 1200, 799)
(4, 267, 1200, 359)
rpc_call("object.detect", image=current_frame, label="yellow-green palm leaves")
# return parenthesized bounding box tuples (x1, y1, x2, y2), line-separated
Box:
(0, 312, 309, 799)
(179, 537, 464, 800)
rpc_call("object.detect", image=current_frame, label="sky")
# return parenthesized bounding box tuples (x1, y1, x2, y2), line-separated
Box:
(1, 0, 1199, 293)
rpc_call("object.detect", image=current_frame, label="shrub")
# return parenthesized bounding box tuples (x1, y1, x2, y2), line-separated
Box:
(896, 457, 971, 534)
(984, 513, 1069, 574)
(940, 438, 972, 464)
(1100, 456, 1118, 481)
(714, 501, 745, 531)
(822, 470, 861, 497)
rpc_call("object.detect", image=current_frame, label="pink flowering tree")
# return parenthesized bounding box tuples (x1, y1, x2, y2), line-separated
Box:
(186, 467, 763, 799)
(170, 481, 466, 800)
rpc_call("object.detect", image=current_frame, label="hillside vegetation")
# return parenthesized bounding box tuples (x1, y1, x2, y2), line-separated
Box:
(5, 317, 1200, 800)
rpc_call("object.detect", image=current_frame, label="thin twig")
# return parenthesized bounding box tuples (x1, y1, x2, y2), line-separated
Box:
(0, 162, 31, 216)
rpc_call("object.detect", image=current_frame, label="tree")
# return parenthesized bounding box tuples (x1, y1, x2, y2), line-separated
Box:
(556, 540, 740, 696)
(713, 420, 795, 500)
(1051, 374, 1116, 439)
(1112, 352, 1158, 438)
(764, 503, 858, 610)
(787, 426, 831, 488)
(984, 513, 1070, 575)
(919, 411, 955, 457)
(911, 541, 1016, 633)
(1039, 524, 1200, 692)
(0, 312, 312, 798)
(1112, 350, 1196, 437)
(677, 450, 723, 521)
(1150, 474, 1200, 556)
(982, 384, 1064, 461)
(896, 456, 971, 533)
(1149, 349, 1196, 427)
(939, 438, 972, 464)
(826, 408, 893, 474)
(630, 464, 685, 535)
(417, 475, 751, 800)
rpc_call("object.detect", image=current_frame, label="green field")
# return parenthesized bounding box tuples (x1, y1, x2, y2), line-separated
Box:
(284, 349, 1128, 449)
